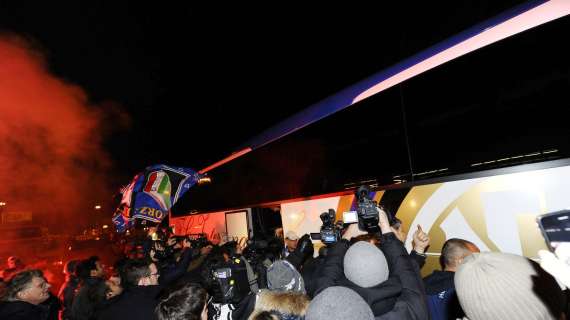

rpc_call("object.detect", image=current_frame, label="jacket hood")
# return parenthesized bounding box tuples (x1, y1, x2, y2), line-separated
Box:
(248, 290, 310, 319)
(341, 276, 402, 316)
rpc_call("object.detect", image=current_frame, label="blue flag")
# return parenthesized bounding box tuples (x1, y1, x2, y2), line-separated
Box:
(112, 209, 133, 233)
(114, 165, 201, 230)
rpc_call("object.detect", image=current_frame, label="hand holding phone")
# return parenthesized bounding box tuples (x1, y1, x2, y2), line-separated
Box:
(539, 243, 570, 288)
(537, 210, 570, 251)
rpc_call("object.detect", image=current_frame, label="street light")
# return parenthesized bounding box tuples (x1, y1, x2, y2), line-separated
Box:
(94, 205, 101, 210)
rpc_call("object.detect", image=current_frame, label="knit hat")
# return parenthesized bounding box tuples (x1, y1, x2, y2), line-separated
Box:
(455, 252, 565, 320)
(344, 241, 389, 288)
(305, 286, 374, 320)
(266, 260, 305, 293)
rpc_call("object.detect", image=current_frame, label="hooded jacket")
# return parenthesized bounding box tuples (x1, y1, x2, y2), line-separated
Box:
(248, 290, 310, 320)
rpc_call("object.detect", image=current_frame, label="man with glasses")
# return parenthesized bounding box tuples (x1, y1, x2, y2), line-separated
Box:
(96, 260, 161, 320)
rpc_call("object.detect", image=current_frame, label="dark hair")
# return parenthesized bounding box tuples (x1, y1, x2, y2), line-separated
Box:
(111, 257, 129, 283)
(2, 269, 43, 301)
(124, 259, 152, 287)
(200, 251, 226, 294)
(389, 216, 402, 228)
(64, 259, 80, 275)
(156, 283, 207, 320)
(76, 256, 100, 280)
(220, 241, 238, 258)
(441, 238, 477, 269)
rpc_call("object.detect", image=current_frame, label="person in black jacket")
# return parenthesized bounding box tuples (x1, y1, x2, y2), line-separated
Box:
(314, 208, 429, 319)
(423, 238, 479, 320)
(390, 218, 430, 270)
(0, 269, 52, 320)
(70, 256, 108, 319)
(96, 260, 161, 320)
(70, 277, 122, 320)
(151, 237, 194, 287)
(58, 259, 81, 320)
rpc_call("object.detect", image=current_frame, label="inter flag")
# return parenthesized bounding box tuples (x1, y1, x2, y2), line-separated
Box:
(112, 203, 133, 233)
(113, 165, 202, 230)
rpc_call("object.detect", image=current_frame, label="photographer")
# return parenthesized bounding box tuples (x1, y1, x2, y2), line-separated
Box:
(284, 234, 314, 271)
(182, 235, 214, 276)
(390, 218, 431, 270)
(281, 231, 299, 258)
(150, 235, 194, 287)
(242, 236, 284, 291)
(282, 234, 317, 297)
(232, 259, 309, 320)
(313, 207, 429, 319)
(201, 241, 255, 320)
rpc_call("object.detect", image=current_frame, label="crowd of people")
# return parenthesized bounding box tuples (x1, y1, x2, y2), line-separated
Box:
(0, 207, 569, 320)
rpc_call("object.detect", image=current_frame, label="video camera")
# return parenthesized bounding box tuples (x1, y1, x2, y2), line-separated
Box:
(149, 227, 182, 262)
(171, 233, 209, 249)
(318, 209, 342, 244)
(209, 258, 251, 304)
(355, 186, 380, 233)
(243, 237, 282, 264)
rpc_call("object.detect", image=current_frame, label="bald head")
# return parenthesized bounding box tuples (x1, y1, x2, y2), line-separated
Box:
(441, 238, 479, 271)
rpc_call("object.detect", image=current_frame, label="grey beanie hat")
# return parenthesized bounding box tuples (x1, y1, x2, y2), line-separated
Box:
(306, 286, 374, 320)
(266, 260, 305, 293)
(455, 252, 565, 320)
(344, 241, 389, 288)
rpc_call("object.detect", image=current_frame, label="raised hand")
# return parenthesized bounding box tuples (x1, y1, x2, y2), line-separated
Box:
(412, 225, 430, 253)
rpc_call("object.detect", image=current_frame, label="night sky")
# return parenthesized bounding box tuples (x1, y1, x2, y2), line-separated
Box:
(1, 1, 568, 215)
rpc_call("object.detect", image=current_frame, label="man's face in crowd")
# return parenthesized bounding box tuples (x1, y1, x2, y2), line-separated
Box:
(18, 276, 50, 305)
(147, 263, 159, 286)
(7, 257, 18, 269)
(392, 224, 407, 243)
(285, 238, 298, 252)
(105, 279, 123, 299)
(92, 260, 105, 278)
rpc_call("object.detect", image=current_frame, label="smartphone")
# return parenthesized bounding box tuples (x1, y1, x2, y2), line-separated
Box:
(343, 211, 358, 224)
(537, 209, 570, 251)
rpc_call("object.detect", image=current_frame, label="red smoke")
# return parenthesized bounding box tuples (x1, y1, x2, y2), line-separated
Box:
(0, 35, 118, 233)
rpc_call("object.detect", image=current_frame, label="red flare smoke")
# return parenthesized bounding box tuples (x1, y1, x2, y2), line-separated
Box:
(0, 35, 116, 233)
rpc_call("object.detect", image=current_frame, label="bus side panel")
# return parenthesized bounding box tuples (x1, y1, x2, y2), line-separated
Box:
(281, 164, 570, 275)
